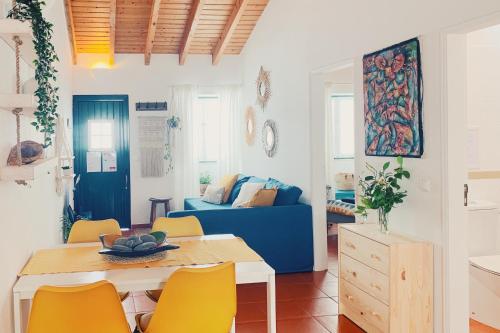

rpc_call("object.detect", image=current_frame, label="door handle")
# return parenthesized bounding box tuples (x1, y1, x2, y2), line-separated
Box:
(125, 174, 128, 190)
(464, 184, 468, 207)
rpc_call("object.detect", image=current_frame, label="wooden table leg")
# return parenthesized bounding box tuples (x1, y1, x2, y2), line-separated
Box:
(267, 273, 276, 333)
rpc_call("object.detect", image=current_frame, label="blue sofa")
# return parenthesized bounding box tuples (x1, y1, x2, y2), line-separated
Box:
(167, 177, 314, 274)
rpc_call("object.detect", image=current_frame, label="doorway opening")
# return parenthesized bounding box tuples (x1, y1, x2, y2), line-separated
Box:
(444, 16, 500, 333)
(73, 95, 131, 229)
(324, 66, 356, 237)
(309, 59, 356, 274)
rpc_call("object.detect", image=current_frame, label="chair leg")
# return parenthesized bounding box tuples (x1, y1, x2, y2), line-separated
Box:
(230, 318, 236, 333)
(150, 202, 156, 226)
(164, 201, 170, 217)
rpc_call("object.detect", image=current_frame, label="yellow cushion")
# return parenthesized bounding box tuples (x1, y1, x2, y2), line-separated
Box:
(218, 174, 238, 204)
(246, 188, 277, 207)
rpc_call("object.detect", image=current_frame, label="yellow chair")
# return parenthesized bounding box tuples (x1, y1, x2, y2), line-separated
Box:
(151, 216, 204, 238)
(135, 262, 236, 333)
(27, 280, 131, 333)
(146, 216, 205, 302)
(67, 219, 129, 301)
(67, 219, 121, 244)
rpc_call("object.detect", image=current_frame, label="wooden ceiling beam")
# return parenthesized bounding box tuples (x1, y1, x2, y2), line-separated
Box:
(63, 0, 78, 64)
(179, 0, 206, 65)
(144, 0, 162, 65)
(109, 0, 117, 65)
(212, 0, 250, 65)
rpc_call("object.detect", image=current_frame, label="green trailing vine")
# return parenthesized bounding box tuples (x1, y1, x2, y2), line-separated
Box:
(8, 0, 59, 146)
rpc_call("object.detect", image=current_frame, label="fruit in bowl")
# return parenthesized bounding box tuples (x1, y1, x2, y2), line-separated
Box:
(100, 231, 167, 252)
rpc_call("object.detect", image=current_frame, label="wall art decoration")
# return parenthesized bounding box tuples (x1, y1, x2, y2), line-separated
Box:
(245, 106, 256, 145)
(262, 119, 278, 158)
(256, 66, 271, 109)
(363, 38, 423, 157)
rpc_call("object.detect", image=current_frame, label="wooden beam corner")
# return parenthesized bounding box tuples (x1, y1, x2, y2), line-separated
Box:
(212, 0, 250, 65)
(109, 0, 117, 65)
(63, 0, 77, 65)
(145, 0, 162, 65)
(179, 0, 205, 65)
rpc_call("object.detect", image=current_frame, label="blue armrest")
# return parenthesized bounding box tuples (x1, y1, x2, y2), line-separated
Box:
(168, 204, 314, 274)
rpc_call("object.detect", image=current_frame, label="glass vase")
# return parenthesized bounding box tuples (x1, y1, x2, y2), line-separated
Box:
(378, 208, 389, 234)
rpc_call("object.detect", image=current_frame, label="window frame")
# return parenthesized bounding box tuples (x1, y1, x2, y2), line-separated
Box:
(331, 93, 355, 160)
(197, 94, 220, 163)
(87, 119, 115, 152)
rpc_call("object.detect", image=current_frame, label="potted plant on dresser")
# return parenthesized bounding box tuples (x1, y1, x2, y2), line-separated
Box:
(355, 156, 410, 233)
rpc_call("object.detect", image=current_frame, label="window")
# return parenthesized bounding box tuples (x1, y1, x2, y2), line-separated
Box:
(88, 120, 114, 151)
(196, 95, 221, 181)
(331, 95, 354, 158)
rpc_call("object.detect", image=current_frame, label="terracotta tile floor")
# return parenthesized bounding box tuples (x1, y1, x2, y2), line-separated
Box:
(470, 319, 500, 333)
(121, 233, 364, 332)
(122, 229, 499, 332)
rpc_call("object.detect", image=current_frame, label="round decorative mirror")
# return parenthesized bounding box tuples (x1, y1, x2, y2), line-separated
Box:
(262, 120, 278, 157)
(245, 106, 256, 145)
(256, 66, 271, 109)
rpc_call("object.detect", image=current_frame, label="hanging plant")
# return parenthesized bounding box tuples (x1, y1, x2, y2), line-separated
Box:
(164, 115, 181, 174)
(8, 0, 59, 147)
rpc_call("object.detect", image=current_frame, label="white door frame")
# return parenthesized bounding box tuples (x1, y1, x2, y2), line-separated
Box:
(309, 59, 355, 271)
(441, 11, 500, 333)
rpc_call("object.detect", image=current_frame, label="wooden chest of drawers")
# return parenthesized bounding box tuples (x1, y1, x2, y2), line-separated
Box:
(338, 224, 433, 333)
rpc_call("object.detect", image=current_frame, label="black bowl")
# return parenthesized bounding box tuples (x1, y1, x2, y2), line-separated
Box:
(99, 244, 179, 258)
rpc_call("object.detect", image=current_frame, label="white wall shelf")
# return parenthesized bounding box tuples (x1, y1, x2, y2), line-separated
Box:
(0, 19, 35, 69)
(0, 157, 57, 182)
(0, 94, 36, 116)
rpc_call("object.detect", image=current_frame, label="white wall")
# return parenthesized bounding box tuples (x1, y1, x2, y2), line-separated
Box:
(0, 1, 73, 332)
(467, 25, 500, 204)
(239, 0, 500, 332)
(72, 54, 243, 225)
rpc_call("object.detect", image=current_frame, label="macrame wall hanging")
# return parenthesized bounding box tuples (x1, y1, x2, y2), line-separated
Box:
(138, 116, 167, 177)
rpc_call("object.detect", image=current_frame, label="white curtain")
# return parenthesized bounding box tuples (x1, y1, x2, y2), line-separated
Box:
(172, 85, 242, 209)
(172, 85, 200, 209)
(216, 85, 242, 181)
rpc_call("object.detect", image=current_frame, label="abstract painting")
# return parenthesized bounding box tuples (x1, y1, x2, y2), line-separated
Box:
(363, 38, 423, 157)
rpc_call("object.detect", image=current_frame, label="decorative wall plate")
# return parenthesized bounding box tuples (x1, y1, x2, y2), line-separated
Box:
(256, 66, 271, 109)
(262, 119, 278, 157)
(245, 106, 256, 145)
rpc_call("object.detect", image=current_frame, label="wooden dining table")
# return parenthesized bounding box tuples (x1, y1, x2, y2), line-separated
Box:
(12, 234, 276, 333)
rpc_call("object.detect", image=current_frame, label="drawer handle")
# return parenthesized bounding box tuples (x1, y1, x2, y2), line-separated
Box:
(370, 282, 382, 291)
(371, 311, 381, 319)
(370, 253, 381, 261)
(346, 270, 357, 278)
(345, 241, 356, 250)
(346, 294, 354, 301)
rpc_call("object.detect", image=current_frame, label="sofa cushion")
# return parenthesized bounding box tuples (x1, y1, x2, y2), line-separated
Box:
(265, 178, 303, 206)
(228, 174, 251, 203)
(184, 198, 233, 211)
(248, 176, 267, 183)
(219, 174, 238, 203)
(232, 182, 266, 208)
(201, 185, 225, 204)
(247, 188, 278, 207)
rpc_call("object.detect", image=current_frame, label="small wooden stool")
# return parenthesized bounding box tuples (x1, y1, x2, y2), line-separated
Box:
(149, 197, 172, 226)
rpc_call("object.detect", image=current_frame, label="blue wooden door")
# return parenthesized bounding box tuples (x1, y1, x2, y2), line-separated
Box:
(73, 95, 131, 228)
